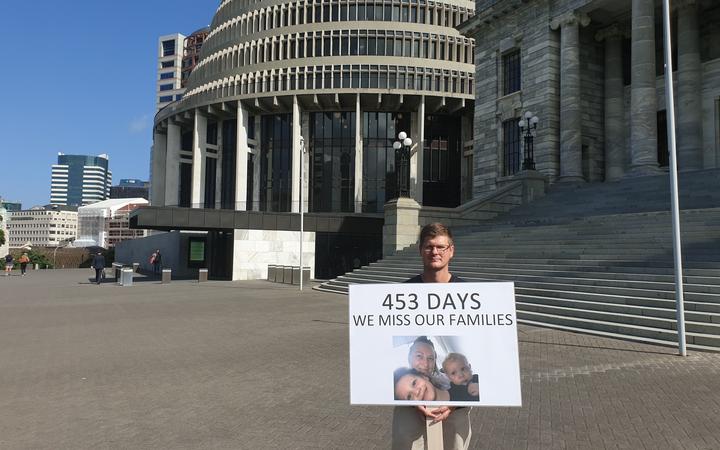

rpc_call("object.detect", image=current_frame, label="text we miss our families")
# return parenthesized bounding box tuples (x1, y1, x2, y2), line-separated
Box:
(352, 291, 515, 328)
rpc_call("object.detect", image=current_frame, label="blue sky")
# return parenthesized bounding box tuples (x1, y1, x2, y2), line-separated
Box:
(0, 1, 215, 208)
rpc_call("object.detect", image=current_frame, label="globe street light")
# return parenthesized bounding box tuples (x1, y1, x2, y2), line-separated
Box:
(392, 131, 412, 198)
(518, 111, 539, 171)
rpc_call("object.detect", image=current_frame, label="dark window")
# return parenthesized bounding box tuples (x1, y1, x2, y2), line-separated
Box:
(220, 119, 237, 209)
(159, 84, 174, 91)
(260, 114, 292, 212)
(206, 121, 218, 145)
(503, 118, 521, 176)
(362, 112, 410, 212)
(502, 50, 521, 95)
(160, 72, 174, 80)
(423, 114, 461, 207)
(161, 60, 174, 68)
(204, 157, 217, 208)
(181, 130, 193, 151)
(162, 40, 175, 57)
(657, 110, 669, 167)
(309, 112, 356, 212)
(159, 95, 173, 103)
(178, 162, 192, 207)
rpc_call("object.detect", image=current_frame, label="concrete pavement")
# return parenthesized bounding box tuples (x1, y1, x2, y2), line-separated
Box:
(0, 269, 718, 449)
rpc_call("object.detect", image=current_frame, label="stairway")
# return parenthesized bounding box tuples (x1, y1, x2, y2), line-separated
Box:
(317, 170, 720, 351)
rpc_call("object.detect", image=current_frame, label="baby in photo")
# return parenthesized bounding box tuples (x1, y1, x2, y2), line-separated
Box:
(442, 352, 479, 401)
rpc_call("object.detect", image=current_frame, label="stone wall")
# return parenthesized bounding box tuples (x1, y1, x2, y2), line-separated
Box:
(232, 229, 315, 281)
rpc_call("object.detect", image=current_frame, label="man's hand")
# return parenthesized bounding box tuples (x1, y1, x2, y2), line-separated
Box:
(468, 382, 479, 397)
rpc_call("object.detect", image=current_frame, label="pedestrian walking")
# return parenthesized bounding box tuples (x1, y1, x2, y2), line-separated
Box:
(4, 253, 14, 276)
(91, 252, 105, 285)
(392, 222, 471, 450)
(150, 249, 162, 275)
(18, 252, 30, 276)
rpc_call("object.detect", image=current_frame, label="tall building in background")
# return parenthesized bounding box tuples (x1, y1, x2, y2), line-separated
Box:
(50, 153, 112, 207)
(156, 29, 210, 112)
(7, 206, 78, 248)
(110, 179, 150, 200)
(157, 33, 185, 112)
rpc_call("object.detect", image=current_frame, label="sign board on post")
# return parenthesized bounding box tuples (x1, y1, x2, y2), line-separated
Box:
(349, 282, 521, 407)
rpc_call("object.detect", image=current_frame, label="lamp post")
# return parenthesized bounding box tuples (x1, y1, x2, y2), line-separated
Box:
(392, 131, 412, 198)
(299, 136, 306, 291)
(518, 111, 539, 171)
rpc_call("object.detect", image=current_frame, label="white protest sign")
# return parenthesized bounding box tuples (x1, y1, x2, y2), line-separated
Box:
(349, 282, 521, 407)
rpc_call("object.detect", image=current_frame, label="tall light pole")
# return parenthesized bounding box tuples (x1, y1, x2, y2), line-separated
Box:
(661, 0, 686, 356)
(392, 131, 413, 198)
(299, 136, 306, 291)
(518, 111, 539, 171)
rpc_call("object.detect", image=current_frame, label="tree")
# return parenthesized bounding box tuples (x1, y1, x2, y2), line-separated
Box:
(0, 229, 5, 247)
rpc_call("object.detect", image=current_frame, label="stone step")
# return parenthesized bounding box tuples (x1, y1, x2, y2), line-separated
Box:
(516, 294, 719, 325)
(515, 310, 720, 348)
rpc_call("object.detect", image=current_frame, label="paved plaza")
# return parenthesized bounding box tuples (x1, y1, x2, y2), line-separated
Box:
(0, 270, 719, 449)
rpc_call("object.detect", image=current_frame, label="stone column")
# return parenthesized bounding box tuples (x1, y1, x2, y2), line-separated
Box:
(676, 0, 703, 171)
(629, 0, 659, 174)
(411, 96, 425, 203)
(596, 25, 627, 181)
(151, 129, 167, 206)
(354, 94, 363, 213)
(191, 110, 207, 208)
(165, 122, 181, 206)
(291, 95, 302, 213)
(235, 104, 249, 210)
(551, 11, 590, 182)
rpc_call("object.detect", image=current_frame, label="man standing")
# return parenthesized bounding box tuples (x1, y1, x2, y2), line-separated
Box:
(91, 252, 105, 285)
(151, 249, 162, 275)
(393, 222, 471, 450)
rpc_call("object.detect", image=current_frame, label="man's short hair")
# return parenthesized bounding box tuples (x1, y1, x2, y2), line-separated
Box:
(419, 222, 453, 247)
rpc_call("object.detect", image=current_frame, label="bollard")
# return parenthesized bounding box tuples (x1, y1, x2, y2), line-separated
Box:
(121, 268, 134, 286)
(267, 265, 276, 282)
(34, 264, 39, 270)
(198, 268, 208, 282)
(132, 262, 140, 272)
(162, 268, 172, 284)
(292, 266, 311, 285)
(283, 266, 293, 284)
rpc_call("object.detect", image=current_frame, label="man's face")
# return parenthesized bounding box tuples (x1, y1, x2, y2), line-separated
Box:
(420, 235, 454, 272)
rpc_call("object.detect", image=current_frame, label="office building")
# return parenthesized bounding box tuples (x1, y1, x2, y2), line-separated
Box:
(7, 206, 78, 248)
(110, 179, 150, 200)
(157, 34, 186, 112)
(50, 153, 112, 207)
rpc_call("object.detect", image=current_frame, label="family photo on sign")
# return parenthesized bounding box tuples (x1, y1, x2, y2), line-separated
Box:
(392, 336, 480, 403)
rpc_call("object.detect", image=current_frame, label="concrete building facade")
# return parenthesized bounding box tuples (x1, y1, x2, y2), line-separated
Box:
(144, 0, 476, 280)
(7, 207, 78, 248)
(50, 153, 112, 206)
(459, 0, 720, 196)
